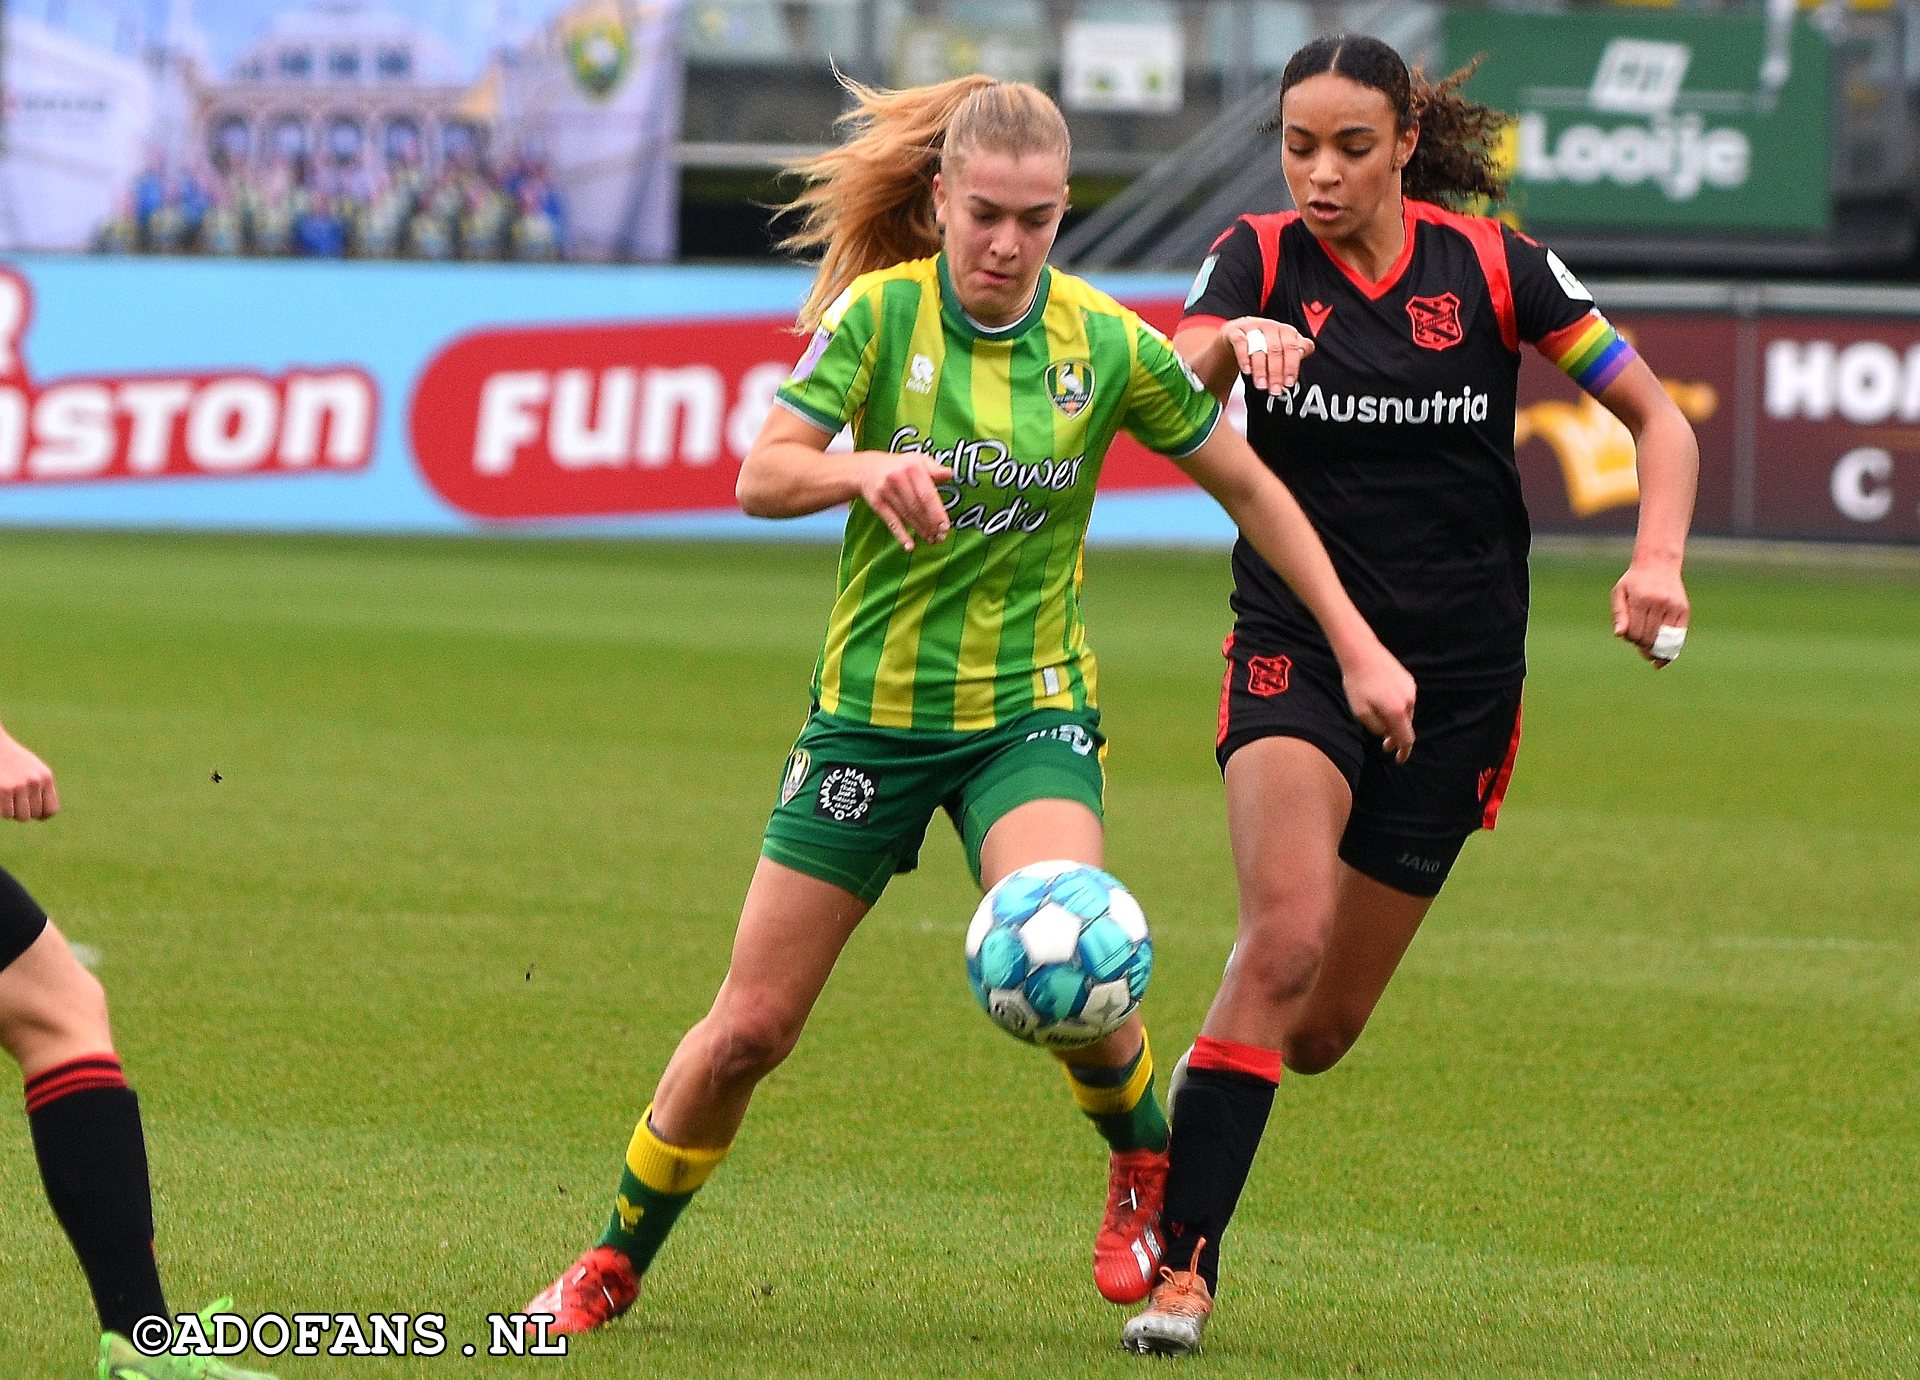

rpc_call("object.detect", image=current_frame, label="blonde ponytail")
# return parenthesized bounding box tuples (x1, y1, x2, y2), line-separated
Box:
(780, 73, 1071, 331)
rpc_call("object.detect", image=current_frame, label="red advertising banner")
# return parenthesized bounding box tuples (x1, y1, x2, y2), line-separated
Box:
(410, 316, 791, 519)
(0, 268, 376, 487)
(1752, 316, 1920, 542)
(408, 292, 1920, 540)
(409, 296, 1198, 520)
(1514, 312, 1740, 535)
(6, 252, 1916, 547)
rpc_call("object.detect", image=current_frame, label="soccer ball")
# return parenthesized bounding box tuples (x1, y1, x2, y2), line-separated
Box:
(964, 860, 1152, 1050)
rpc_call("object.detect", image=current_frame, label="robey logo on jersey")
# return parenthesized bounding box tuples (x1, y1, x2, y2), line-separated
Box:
(1267, 382, 1492, 425)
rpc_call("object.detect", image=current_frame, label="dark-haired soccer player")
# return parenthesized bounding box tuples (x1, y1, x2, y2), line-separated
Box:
(0, 723, 277, 1380)
(522, 72, 1417, 1338)
(1121, 34, 1699, 1355)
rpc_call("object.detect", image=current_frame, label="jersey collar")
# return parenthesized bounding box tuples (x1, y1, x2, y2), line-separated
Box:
(1312, 201, 1417, 301)
(937, 253, 1052, 341)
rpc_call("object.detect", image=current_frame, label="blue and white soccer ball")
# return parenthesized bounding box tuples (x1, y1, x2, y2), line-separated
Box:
(964, 861, 1153, 1050)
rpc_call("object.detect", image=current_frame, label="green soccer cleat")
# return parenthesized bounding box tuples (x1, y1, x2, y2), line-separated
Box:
(98, 1298, 281, 1380)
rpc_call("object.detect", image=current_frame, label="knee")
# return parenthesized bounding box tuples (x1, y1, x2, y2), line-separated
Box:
(0, 947, 112, 1064)
(1227, 890, 1333, 1009)
(701, 998, 802, 1088)
(63, 963, 110, 1040)
(1283, 1011, 1367, 1076)
(1221, 932, 1328, 1005)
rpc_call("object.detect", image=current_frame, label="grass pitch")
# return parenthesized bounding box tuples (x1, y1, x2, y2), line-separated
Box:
(0, 531, 1914, 1378)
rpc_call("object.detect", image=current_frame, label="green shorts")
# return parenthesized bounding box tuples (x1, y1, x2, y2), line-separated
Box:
(761, 707, 1107, 903)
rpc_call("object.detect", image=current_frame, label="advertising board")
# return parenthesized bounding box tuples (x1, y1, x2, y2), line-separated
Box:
(1444, 11, 1831, 233)
(0, 258, 1914, 547)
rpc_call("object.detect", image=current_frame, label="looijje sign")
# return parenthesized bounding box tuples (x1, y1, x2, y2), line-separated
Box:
(1445, 11, 1831, 233)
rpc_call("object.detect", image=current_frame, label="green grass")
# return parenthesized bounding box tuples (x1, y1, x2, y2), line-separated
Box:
(0, 532, 1915, 1378)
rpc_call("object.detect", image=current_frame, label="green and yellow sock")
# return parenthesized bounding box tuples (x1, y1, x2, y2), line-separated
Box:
(596, 1104, 731, 1272)
(1064, 1032, 1169, 1154)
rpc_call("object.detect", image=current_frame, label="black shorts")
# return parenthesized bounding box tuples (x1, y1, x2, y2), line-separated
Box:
(0, 866, 50, 970)
(1215, 633, 1523, 898)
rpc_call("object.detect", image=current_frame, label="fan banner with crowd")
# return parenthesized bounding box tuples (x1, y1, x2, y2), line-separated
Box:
(0, 0, 684, 263)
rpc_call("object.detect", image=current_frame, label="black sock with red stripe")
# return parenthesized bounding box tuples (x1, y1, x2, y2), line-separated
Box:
(1160, 1036, 1282, 1295)
(26, 1054, 168, 1335)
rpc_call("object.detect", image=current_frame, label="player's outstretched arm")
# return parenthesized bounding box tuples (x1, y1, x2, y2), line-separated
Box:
(737, 408, 954, 550)
(1173, 426, 1417, 760)
(1173, 318, 1314, 401)
(1597, 357, 1698, 666)
(0, 725, 58, 821)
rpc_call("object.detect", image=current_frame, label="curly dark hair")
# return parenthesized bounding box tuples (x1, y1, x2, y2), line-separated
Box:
(1265, 34, 1509, 208)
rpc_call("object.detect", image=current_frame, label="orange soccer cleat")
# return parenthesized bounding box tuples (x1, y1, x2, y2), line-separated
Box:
(1120, 1237, 1214, 1356)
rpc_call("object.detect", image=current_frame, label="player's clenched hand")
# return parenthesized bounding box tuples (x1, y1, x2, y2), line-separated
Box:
(1227, 316, 1313, 397)
(0, 731, 58, 821)
(858, 453, 954, 551)
(1611, 559, 1689, 667)
(1340, 646, 1418, 764)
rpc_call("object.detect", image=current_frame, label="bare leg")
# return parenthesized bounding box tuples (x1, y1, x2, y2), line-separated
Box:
(649, 857, 872, 1148)
(1283, 867, 1435, 1074)
(980, 797, 1171, 1305)
(525, 858, 880, 1330)
(1199, 740, 1437, 1063)
(1199, 738, 1352, 1046)
(1132, 738, 1445, 1344)
(2, 921, 168, 1341)
(0, 922, 114, 1077)
(976, 798, 1142, 1070)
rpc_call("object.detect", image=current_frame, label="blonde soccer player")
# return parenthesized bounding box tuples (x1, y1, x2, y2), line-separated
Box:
(522, 73, 1414, 1337)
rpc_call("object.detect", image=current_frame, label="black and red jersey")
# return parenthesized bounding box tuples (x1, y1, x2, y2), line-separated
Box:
(1180, 199, 1636, 687)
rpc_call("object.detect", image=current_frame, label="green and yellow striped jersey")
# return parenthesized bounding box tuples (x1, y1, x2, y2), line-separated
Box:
(774, 254, 1221, 731)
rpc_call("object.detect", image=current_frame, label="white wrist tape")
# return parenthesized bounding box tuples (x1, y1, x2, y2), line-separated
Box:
(1243, 328, 1268, 354)
(1650, 624, 1687, 663)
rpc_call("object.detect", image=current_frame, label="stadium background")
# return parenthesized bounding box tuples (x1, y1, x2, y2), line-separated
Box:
(0, 3, 1916, 1378)
(3, 0, 1919, 544)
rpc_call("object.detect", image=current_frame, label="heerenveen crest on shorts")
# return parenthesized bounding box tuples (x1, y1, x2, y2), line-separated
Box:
(773, 253, 1220, 733)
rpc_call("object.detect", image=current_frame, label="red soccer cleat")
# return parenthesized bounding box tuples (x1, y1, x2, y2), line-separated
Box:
(1094, 1147, 1169, 1304)
(523, 1246, 641, 1335)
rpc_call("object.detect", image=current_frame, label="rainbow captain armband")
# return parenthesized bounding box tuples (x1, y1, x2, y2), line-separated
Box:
(1538, 311, 1636, 396)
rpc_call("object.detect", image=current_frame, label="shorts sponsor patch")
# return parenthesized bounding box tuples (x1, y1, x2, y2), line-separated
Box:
(1246, 654, 1292, 697)
(815, 764, 879, 825)
(779, 748, 812, 806)
(1024, 723, 1096, 756)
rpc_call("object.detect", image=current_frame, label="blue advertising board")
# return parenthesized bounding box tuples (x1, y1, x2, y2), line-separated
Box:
(0, 256, 1235, 545)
